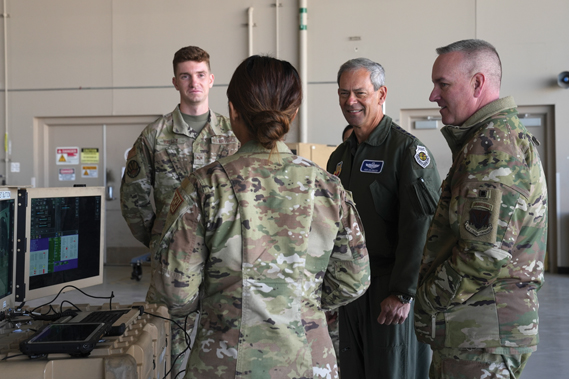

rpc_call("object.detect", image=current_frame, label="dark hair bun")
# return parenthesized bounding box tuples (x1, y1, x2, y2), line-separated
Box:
(250, 110, 290, 150)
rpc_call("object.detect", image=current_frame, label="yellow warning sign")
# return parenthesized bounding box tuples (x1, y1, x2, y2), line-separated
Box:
(81, 148, 100, 163)
(81, 165, 98, 178)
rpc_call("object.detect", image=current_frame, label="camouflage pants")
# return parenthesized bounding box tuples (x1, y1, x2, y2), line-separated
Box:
(430, 348, 531, 379)
(147, 284, 196, 379)
(327, 310, 341, 377)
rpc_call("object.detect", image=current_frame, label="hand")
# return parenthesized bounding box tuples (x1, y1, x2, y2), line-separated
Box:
(326, 310, 338, 325)
(377, 295, 411, 325)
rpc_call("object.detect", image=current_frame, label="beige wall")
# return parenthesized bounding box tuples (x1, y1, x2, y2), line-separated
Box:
(1, 0, 568, 267)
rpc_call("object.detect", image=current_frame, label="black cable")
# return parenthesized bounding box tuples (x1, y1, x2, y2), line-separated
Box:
(58, 300, 82, 314)
(183, 313, 191, 347)
(1, 353, 26, 361)
(143, 311, 192, 379)
(174, 370, 186, 379)
(29, 285, 115, 316)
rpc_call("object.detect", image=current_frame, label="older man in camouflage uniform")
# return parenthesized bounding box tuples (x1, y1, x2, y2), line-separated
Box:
(152, 140, 371, 378)
(120, 46, 239, 377)
(414, 39, 548, 378)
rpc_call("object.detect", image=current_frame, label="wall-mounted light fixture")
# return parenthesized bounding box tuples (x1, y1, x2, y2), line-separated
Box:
(557, 71, 569, 88)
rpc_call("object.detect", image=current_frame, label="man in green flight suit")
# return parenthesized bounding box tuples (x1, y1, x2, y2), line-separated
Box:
(414, 39, 548, 379)
(120, 45, 240, 378)
(327, 58, 441, 378)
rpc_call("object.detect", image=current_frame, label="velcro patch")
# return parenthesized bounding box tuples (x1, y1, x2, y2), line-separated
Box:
(414, 146, 431, 168)
(465, 202, 493, 237)
(334, 161, 343, 177)
(360, 160, 384, 174)
(126, 160, 141, 178)
(170, 189, 184, 214)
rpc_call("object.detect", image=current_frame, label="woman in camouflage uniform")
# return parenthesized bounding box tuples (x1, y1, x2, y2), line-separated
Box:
(151, 55, 371, 378)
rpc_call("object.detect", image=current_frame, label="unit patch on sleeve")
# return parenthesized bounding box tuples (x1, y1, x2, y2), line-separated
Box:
(170, 189, 184, 215)
(360, 160, 384, 174)
(414, 146, 431, 168)
(334, 161, 343, 177)
(126, 160, 141, 178)
(465, 201, 493, 237)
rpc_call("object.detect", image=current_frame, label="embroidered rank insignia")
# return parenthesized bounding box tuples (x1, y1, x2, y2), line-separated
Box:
(170, 189, 184, 214)
(334, 161, 343, 177)
(126, 160, 141, 178)
(465, 200, 493, 237)
(360, 159, 384, 174)
(414, 146, 431, 168)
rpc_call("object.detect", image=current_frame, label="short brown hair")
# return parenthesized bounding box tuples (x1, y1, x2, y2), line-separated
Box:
(227, 55, 302, 152)
(172, 46, 211, 75)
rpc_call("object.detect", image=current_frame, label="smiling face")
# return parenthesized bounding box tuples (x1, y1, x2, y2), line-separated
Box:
(429, 51, 479, 126)
(173, 60, 214, 114)
(338, 68, 386, 142)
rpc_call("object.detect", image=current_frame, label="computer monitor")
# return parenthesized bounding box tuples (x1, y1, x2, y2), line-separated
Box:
(18, 187, 105, 302)
(0, 187, 18, 312)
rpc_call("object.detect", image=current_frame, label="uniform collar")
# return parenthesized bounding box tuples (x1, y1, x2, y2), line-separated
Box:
(347, 114, 393, 153)
(440, 96, 517, 157)
(172, 105, 223, 136)
(238, 140, 291, 154)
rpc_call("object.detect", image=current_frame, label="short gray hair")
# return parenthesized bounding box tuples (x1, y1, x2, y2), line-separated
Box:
(436, 39, 502, 86)
(337, 58, 385, 91)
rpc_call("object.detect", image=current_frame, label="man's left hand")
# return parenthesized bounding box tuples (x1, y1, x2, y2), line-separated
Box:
(377, 295, 410, 325)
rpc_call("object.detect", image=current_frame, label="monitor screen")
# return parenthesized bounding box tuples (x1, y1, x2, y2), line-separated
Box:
(21, 187, 105, 302)
(0, 188, 17, 312)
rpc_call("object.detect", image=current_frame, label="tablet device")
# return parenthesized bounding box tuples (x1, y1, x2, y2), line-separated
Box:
(19, 322, 110, 357)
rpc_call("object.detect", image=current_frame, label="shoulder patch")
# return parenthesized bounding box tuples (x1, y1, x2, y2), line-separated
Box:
(170, 189, 184, 215)
(334, 161, 343, 177)
(465, 201, 493, 237)
(126, 159, 141, 178)
(414, 146, 431, 168)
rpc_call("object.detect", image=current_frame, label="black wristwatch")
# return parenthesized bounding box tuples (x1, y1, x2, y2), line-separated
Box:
(396, 294, 413, 304)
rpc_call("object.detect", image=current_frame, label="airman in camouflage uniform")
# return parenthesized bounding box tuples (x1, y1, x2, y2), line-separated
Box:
(152, 140, 371, 378)
(120, 106, 239, 251)
(414, 40, 548, 378)
(120, 46, 240, 378)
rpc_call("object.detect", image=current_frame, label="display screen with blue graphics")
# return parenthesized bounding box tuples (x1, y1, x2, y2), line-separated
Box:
(25, 187, 104, 297)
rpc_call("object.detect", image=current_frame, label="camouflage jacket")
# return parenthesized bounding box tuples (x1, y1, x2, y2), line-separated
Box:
(414, 97, 548, 352)
(120, 106, 239, 248)
(152, 141, 371, 378)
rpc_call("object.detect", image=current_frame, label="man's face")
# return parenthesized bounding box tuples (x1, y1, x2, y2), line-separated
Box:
(429, 51, 478, 126)
(338, 68, 385, 132)
(173, 60, 214, 106)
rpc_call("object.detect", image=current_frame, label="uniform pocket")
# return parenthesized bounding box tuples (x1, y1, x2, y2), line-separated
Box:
(154, 148, 181, 180)
(166, 147, 191, 179)
(369, 180, 397, 222)
(209, 136, 240, 162)
(410, 177, 438, 216)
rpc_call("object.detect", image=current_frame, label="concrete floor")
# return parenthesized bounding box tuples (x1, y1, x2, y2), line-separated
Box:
(25, 266, 569, 377)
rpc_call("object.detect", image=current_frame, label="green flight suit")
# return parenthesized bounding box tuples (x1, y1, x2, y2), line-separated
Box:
(327, 114, 441, 379)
